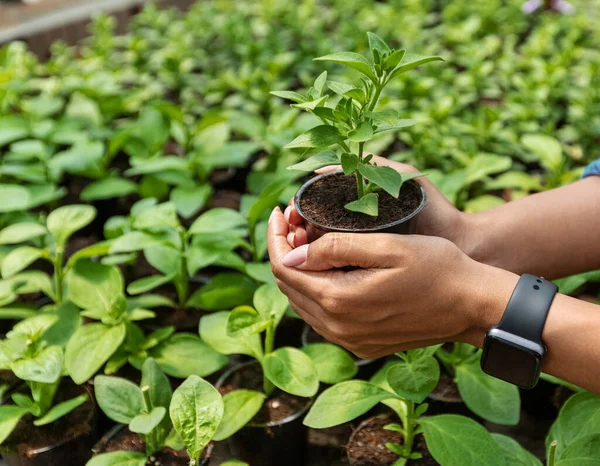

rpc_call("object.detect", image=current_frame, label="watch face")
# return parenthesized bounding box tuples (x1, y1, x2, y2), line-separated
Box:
(481, 336, 542, 389)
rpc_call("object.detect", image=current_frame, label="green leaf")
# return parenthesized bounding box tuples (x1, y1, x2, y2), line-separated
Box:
(521, 134, 563, 172)
(65, 92, 102, 125)
(94, 375, 143, 423)
(245, 262, 275, 283)
(341, 153, 360, 175)
(41, 301, 82, 348)
(67, 260, 124, 315)
(270, 91, 307, 103)
(285, 125, 345, 149)
(0, 116, 29, 147)
(557, 433, 600, 466)
(86, 451, 147, 466)
(287, 151, 339, 172)
(314, 52, 376, 81)
(189, 208, 247, 235)
(66, 240, 112, 269)
(253, 282, 289, 326)
(80, 178, 137, 202)
(491, 433, 543, 466)
(1, 246, 44, 278)
(0, 405, 29, 444)
(109, 231, 167, 254)
(364, 110, 400, 126)
(384, 49, 406, 70)
(220, 461, 249, 466)
(187, 273, 257, 311)
(34, 393, 88, 426)
(313, 71, 328, 97)
(327, 81, 356, 96)
(456, 360, 520, 425)
(213, 390, 265, 441)
(141, 357, 172, 410)
(227, 306, 271, 337)
(23, 96, 64, 118)
(387, 356, 440, 403)
(358, 164, 407, 198)
(464, 153, 512, 185)
(12, 345, 63, 383)
(302, 343, 358, 384)
(0, 185, 31, 213)
(0, 222, 47, 245)
(291, 96, 329, 111)
(199, 311, 263, 359)
(247, 178, 288, 229)
(66, 323, 126, 384)
(46, 205, 96, 247)
(345, 193, 378, 217)
(127, 274, 174, 295)
(129, 407, 166, 434)
(263, 347, 319, 397)
(171, 184, 212, 219)
(170, 375, 224, 461)
(348, 122, 374, 143)
(132, 202, 179, 231)
(551, 392, 600, 458)
(367, 32, 391, 56)
(390, 54, 444, 79)
(304, 380, 396, 428)
(149, 333, 228, 379)
(420, 415, 504, 466)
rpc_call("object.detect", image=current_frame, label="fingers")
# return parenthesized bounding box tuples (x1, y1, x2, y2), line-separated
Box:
(285, 203, 305, 226)
(268, 207, 292, 263)
(281, 233, 400, 271)
(315, 165, 341, 175)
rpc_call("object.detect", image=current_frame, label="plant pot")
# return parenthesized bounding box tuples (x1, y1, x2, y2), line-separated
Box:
(215, 360, 312, 466)
(426, 371, 474, 418)
(92, 424, 213, 466)
(294, 171, 426, 236)
(346, 414, 436, 466)
(1, 381, 99, 466)
(301, 324, 381, 380)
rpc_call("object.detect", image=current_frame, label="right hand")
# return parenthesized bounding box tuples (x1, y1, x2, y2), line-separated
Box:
(284, 155, 469, 249)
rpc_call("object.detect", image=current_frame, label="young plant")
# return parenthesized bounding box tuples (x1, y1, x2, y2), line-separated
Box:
(272, 32, 443, 216)
(0, 205, 109, 310)
(304, 346, 534, 466)
(0, 305, 87, 445)
(64, 259, 226, 384)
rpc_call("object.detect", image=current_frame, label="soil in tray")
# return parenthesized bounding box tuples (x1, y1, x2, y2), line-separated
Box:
(218, 363, 306, 425)
(298, 173, 421, 230)
(2, 380, 95, 456)
(430, 371, 462, 402)
(97, 428, 209, 466)
(347, 415, 437, 466)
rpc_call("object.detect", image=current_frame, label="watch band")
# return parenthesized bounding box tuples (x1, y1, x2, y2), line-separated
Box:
(494, 274, 558, 343)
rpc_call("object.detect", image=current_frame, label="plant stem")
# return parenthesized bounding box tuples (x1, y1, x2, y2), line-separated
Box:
(263, 321, 276, 396)
(356, 142, 366, 198)
(548, 441, 558, 466)
(404, 401, 417, 457)
(368, 81, 384, 112)
(53, 249, 64, 304)
(141, 386, 161, 456)
(177, 229, 189, 308)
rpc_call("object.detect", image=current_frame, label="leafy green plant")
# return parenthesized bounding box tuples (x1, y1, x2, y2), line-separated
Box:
(64, 259, 226, 384)
(273, 33, 442, 216)
(0, 305, 87, 445)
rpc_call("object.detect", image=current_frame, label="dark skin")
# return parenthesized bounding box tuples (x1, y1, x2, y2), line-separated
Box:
(268, 156, 600, 394)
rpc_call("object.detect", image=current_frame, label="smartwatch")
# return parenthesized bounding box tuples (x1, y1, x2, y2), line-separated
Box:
(481, 274, 558, 389)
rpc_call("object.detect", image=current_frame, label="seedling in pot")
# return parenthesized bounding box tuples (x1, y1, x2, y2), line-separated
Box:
(0, 306, 88, 445)
(0, 205, 107, 309)
(64, 259, 226, 385)
(273, 32, 443, 218)
(90, 358, 223, 466)
(304, 346, 535, 466)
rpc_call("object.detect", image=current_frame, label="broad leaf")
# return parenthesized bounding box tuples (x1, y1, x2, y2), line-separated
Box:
(0, 222, 47, 245)
(390, 54, 444, 79)
(302, 343, 358, 384)
(34, 393, 88, 426)
(0, 117, 29, 147)
(129, 407, 166, 434)
(367, 32, 391, 56)
(86, 451, 147, 466)
(263, 347, 319, 397)
(141, 357, 172, 410)
(171, 184, 212, 219)
(0, 405, 29, 444)
(227, 306, 271, 337)
(109, 231, 167, 254)
(492, 434, 543, 466)
(345, 193, 378, 217)
(304, 380, 396, 428)
(213, 389, 265, 441)
(170, 375, 224, 460)
(315, 52, 376, 80)
(387, 356, 440, 403)
(270, 90, 307, 103)
(285, 125, 345, 149)
(12, 345, 63, 384)
(67, 260, 123, 314)
(127, 274, 174, 295)
(521, 134, 563, 172)
(189, 208, 247, 235)
(94, 375, 143, 423)
(358, 164, 406, 197)
(341, 153, 359, 175)
(287, 151, 339, 172)
(199, 312, 263, 359)
(46, 205, 96, 246)
(420, 415, 504, 466)
(550, 392, 600, 458)
(1, 246, 44, 278)
(348, 123, 374, 143)
(187, 273, 257, 311)
(557, 433, 600, 466)
(464, 153, 512, 185)
(80, 178, 137, 202)
(253, 282, 289, 326)
(0, 185, 31, 213)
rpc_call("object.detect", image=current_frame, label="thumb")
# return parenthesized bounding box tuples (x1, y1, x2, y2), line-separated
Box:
(281, 233, 398, 271)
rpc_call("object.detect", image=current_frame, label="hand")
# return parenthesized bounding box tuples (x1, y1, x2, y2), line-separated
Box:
(269, 207, 518, 358)
(284, 155, 469, 250)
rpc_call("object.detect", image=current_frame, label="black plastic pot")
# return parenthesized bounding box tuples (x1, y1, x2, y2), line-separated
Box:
(1, 385, 99, 466)
(425, 372, 474, 418)
(294, 170, 427, 237)
(215, 361, 312, 466)
(92, 424, 213, 466)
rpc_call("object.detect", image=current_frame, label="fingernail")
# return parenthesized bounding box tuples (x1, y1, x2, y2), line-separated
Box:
(282, 244, 309, 267)
(268, 207, 280, 225)
(284, 206, 291, 222)
(287, 232, 295, 248)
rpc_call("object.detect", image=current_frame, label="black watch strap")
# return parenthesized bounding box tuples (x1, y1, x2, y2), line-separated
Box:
(495, 274, 558, 343)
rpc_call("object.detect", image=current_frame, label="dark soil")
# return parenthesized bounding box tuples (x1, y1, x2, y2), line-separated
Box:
(346, 415, 437, 466)
(429, 372, 462, 403)
(217, 362, 308, 425)
(96, 427, 210, 466)
(210, 190, 241, 211)
(298, 174, 422, 230)
(2, 380, 95, 456)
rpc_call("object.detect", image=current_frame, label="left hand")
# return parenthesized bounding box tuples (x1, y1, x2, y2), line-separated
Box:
(268, 207, 518, 359)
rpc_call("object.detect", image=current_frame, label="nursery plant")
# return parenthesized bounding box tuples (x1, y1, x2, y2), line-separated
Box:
(64, 259, 227, 384)
(273, 32, 442, 223)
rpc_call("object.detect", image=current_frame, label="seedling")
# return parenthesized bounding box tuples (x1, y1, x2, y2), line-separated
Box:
(273, 32, 443, 216)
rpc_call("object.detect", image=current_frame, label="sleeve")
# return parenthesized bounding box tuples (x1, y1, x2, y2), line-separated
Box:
(582, 159, 600, 179)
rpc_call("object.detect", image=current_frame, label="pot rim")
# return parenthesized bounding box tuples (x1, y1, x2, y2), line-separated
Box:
(300, 324, 374, 367)
(92, 423, 214, 465)
(346, 413, 409, 465)
(293, 170, 427, 233)
(215, 360, 313, 428)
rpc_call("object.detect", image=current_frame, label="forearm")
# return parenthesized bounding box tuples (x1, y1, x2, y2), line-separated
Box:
(459, 176, 600, 279)
(464, 264, 600, 394)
